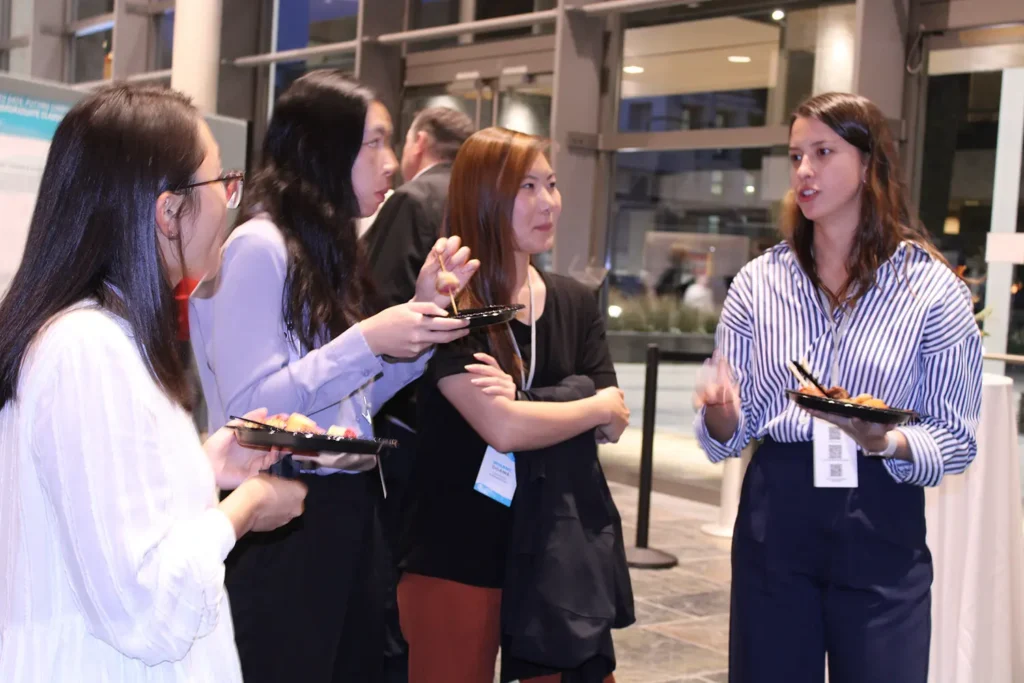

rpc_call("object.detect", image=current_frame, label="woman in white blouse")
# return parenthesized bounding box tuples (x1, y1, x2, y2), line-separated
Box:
(0, 84, 306, 681)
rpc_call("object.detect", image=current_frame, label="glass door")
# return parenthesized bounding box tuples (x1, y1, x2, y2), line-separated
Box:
(915, 39, 1024, 503)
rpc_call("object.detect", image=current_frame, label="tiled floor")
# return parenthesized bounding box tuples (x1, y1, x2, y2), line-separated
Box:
(606, 481, 732, 683)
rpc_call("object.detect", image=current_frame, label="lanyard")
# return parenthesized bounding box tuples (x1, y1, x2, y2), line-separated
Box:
(816, 288, 854, 386)
(509, 269, 537, 392)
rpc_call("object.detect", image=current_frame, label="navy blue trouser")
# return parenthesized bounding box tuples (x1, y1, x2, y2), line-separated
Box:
(729, 438, 932, 683)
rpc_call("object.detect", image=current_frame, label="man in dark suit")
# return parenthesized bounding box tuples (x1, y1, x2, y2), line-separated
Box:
(364, 107, 474, 308)
(363, 106, 473, 683)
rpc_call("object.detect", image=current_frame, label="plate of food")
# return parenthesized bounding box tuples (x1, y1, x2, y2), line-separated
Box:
(784, 360, 917, 425)
(231, 412, 398, 455)
(441, 304, 525, 329)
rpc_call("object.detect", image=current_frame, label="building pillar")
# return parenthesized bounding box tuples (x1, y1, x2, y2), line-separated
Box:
(550, 1, 604, 277)
(171, 0, 223, 113)
(356, 0, 404, 130)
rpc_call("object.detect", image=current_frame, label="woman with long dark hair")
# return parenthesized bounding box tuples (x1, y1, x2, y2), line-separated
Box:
(188, 70, 476, 682)
(398, 127, 633, 683)
(0, 84, 306, 681)
(694, 92, 983, 682)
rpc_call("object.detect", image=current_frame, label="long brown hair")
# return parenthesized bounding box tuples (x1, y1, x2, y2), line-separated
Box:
(781, 92, 948, 307)
(444, 127, 548, 385)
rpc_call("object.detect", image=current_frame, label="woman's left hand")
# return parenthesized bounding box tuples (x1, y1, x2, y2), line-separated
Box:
(204, 408, 287, 490)
(465, 353, 517, 401)
(804, 408, 890, 453)
(414, 236, 480, 309)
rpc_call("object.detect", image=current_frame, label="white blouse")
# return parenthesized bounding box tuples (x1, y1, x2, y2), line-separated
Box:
(0, 303, 242, 682)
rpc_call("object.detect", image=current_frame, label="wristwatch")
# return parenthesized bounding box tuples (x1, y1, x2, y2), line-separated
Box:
(863, 431, 898, 458)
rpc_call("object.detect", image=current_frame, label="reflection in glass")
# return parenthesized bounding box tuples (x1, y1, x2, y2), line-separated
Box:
(155, 10, 175, 71)
(918, 71, 1000, 356)
(409, 0, 556, 52)
(273, 0, 360, 102)
(75, 0, 113, 20)
(73, 29, 113, 83)
(607, 147, 788, 331)
(497, 75, 553, 138)
(619, 4, 856, 132)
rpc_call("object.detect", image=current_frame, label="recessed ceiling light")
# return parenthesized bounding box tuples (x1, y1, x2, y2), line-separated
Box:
(771, 9, 785, 20)
(623, 65, 645, 74)
(728, 55, 752, 64)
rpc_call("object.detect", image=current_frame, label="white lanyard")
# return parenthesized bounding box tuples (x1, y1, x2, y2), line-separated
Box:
(509, 269, 537, 392)
(816, 288, 854, 386)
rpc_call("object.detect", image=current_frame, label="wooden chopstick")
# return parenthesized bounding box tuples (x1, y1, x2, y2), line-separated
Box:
(794, 359, 830, 396)
(437, 253, 459, 315)
(786, 361, 810, 389)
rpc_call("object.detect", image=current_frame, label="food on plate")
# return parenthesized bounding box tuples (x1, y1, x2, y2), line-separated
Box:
(285, 412, 320, 433)
(327, 425, 359, 439)
(259, 413, 358, 438)
(264, 415, 289, 429)
(849, 394, 889, 409)
(797, 385, 888, 409)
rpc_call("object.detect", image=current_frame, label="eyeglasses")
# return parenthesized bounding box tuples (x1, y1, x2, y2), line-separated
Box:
(174, 171, 245, 210)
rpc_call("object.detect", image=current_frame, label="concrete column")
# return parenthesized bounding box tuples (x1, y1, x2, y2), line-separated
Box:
(459, 0, 476, 45)
(356, 0, 403, 127)
(171, 0, 223, 113)
(16, 0, 63, 81)
(853, 0, 909, 119)
(812, 4, 857, 95)
(550, 0, 604, 277)
(112, 0, 149, 80)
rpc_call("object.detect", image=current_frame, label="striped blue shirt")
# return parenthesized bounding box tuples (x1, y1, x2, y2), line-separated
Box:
(694, 241, 983, 487)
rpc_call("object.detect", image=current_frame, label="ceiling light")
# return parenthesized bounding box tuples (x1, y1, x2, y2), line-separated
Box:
(728, 55, 752, 64)
(745, 185, 756, 195)
(771, 9, 785, 21)
(623, 65, 645, 74)
(608, 305, 623, 319)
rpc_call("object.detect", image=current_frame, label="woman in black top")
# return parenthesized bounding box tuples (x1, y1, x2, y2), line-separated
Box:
(399, 127, 632, 683)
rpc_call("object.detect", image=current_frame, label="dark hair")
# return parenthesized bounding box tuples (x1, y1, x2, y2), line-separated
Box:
(446, 127, 547, 385)
(238, 69, 378, 350)
(781, 91, 948, 306)
(0, 84, 204, 410)
(410, 107, 475, 162)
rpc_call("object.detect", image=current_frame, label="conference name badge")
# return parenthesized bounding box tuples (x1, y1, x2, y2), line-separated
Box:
(474, 446, 516, 506)
(813, 418, 858, 488)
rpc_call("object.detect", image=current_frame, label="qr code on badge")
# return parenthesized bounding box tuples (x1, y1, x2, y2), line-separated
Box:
(830, 464, 843, 478)
(829, 444, 842, 459)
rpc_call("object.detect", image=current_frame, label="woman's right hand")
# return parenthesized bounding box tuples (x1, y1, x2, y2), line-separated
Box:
(594, 386, 630, 444)
(358, 301, 470, 358)
(694, 353, 741, 443)
(220, 474, 307, 538)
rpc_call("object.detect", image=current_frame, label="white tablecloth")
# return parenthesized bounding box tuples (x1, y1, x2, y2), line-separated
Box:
(925, 373, 1024, 683)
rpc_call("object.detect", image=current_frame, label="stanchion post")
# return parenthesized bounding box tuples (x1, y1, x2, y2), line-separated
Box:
(625, 344, 678, 569)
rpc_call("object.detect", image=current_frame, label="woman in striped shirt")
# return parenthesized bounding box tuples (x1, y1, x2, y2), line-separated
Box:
(694, 92, 983, 683)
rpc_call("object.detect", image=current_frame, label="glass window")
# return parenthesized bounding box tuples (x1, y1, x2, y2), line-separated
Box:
(72, 29, 113, 83)
(75, 0, 113, 20)
(496, 74, 552, 138)
(400, 84, 490, 145)
(155, 10, 174, 71)
(608, 146, 787, 315)
(919, 71, 1002, 282)
(619, 4, 856, 132)
(408, 0, 556, 53)
(273, 0, 360, 101)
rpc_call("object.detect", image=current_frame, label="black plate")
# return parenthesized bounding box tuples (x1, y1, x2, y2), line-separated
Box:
(233, 426, 397, 454)
(448, 304, 525, 329)
(786, 390, 916, 425)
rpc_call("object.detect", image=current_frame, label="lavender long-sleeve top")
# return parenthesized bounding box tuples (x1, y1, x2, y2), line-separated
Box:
(189, 215, 429, 474)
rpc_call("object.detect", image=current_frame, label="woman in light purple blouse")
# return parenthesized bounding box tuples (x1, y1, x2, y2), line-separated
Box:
(189, 71, 477, 682)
